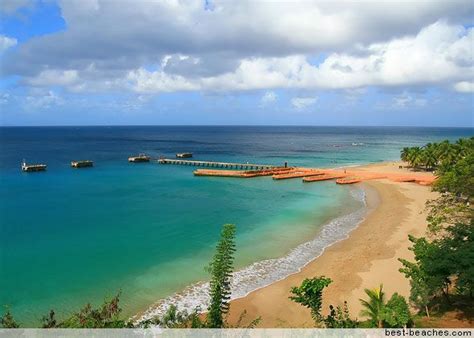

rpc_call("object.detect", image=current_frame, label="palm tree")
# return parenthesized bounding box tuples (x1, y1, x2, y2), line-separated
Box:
(359, 284, 386, 328)
(400, 147, 411, 163)
(423, 143, 438, 170)
(454, 137, 473, 160)
(407, 147, 423, 169)
(437, 140, 456, 167)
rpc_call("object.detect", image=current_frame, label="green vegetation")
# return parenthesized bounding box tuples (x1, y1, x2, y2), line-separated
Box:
(138, 304, 205, 328)
(399, 221, 474, 315)
(289, 276, 359, 328)
(1, 308, 19, 328)
(289, 276, 332, 325)
(324, 302, 358, 328)
(399, 136, 473, 324)
(359, 285, 386, 328)
(383, 293, 412, 328)
(1, 294, 133, 329)
(290, 136, 473, 329)
(207, 223, 236, 328)
(400, 137, 473, 172)
(359, 285, 412, 328)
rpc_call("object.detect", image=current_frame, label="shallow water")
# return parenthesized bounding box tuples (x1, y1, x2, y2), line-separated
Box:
(0, 126, 471, 325)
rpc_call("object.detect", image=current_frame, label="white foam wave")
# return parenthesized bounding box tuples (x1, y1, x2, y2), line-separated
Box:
(136, 188, 367, 324)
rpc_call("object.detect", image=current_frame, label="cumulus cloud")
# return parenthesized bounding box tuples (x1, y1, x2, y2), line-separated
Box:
(121, 21, 473, 93)
(454, 81, 474, 93)
(260, 91, 277, 106)
(25, 90, 63, 109)
(1, 1, 473, 96)
(0, 35, 17, 53)
(392, 92, 428, 108)
(291, 97, 318, 110)
(26, 69, 79, 87)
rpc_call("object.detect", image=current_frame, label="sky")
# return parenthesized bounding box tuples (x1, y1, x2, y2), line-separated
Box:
(0, 0, 473, 127)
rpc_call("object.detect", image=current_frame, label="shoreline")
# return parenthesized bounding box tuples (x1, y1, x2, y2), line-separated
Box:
(226, 161, 437, 327)
(134, 161, 437, 326)
(134, 183, 368, 323)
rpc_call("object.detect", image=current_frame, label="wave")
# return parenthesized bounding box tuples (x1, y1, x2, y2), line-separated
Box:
(135, 187, 367, 323)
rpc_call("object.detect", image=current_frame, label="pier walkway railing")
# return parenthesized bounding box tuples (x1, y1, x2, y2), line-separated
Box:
(158, 158, 277, 170)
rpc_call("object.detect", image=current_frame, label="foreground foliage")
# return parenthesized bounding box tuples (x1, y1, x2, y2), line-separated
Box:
(324, 302, 358, 328)
(0, 308, 19, 328)
(207, 223, 236, 328)
(399, 221, 474, 316)
(399, 136, 473, 323)
(289, 276, 332, 325)
(359, 285, 412, 328)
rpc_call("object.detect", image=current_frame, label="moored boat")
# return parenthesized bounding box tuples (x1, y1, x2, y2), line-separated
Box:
(71, 160, 94, 168)
(176, 152, 193, 158)
(21, 160, 47, 172)
(128, 154, 151, 162)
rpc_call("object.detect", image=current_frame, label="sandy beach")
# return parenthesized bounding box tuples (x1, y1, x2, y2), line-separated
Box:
(227, 161, 438, 327)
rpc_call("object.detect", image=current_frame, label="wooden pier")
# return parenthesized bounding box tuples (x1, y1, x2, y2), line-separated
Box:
(194, 167, 292, 178)
(159, 158, 279, 170)
(303, 173, 347, 183)
(272, 169, 324, 180)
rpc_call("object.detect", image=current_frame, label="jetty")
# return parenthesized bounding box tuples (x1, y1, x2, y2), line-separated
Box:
(191, 162, 435, 187)
(71, 160, 93, 168)
(303, 173, 347, 182)
(129, 154, 151, 163)
(194, 167, 292, 178)
(272, 169, 324, 180)
(21, 160, 46, 172)
(159, 158, 279, 170)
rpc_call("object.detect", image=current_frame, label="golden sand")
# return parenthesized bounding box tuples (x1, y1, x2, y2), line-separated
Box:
(227, 161, 438, 327)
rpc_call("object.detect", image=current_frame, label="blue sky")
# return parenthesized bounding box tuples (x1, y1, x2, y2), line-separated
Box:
(0, 0, 473, 126)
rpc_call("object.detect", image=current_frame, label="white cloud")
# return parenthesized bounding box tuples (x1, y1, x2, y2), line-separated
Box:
(453, 81, 474, 93)
(0, 35, 17, 53)
(120, 21, 472, 94)
(4, 0, 473, 76)
(260, 91, 277, 106)
(392, 92, 427, 108)
(26, 70, 79, 87)
(291, 97, 318, 110)
(2, 2, 473, 96)
(0, 93, 10, 104)
(25, 91, 64, 109)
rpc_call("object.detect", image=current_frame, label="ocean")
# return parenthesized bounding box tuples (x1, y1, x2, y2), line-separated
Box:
(0, 126, 472, 325)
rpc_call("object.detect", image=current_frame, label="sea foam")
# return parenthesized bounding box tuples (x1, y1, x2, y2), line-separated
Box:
(136, 186, 367, 323)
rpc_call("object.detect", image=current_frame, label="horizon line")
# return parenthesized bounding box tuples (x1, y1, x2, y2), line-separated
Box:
(0, 124, 473, 129)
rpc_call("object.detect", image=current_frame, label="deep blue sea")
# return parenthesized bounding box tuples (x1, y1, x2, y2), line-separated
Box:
(0, 126, 472, 325)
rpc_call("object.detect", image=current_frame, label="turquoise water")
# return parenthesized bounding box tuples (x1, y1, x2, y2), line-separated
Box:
(0, 126, 472, 325)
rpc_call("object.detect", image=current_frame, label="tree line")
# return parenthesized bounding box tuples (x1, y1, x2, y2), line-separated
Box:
(288, 136, 473, 328)
(400, 137, 473, 171)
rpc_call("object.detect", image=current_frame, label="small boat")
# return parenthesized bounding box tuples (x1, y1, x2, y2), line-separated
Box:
(21, 159, 47, 172)
(176, 153, 193, 158)
(71, 160, 93, 168)
(128, 154, 151, 163)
